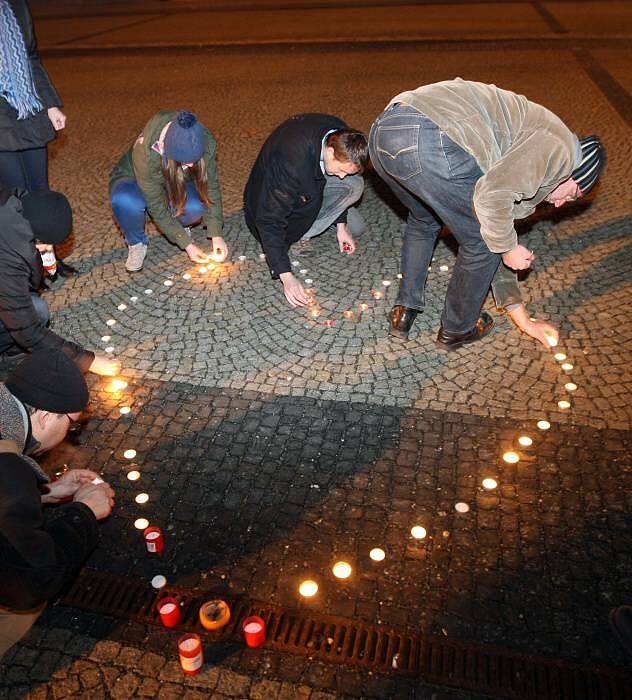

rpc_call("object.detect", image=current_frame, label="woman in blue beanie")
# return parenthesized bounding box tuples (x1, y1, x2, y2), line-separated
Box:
(109, 111, 226, 272)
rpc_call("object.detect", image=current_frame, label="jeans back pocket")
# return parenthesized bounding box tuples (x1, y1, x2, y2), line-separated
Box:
(375, 125, 422, 182)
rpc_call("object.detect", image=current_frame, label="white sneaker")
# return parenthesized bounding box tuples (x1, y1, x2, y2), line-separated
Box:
(126, 243, 148, 272)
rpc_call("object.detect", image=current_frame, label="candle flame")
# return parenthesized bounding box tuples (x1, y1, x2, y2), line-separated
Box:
(503, 451, 519, 464)
(332, 561, 352, 579)
(369, 547, 385, 562)
(110, 379, 128, 392)
(537, 420, 551, 430)
(134, 518, 149, 530)
(410, 525, 427, 539)
(482, 478, 498, 490)
(123, 449, 136, 459)
(518, 435, 533, 446)
(299, 580, 318, 597)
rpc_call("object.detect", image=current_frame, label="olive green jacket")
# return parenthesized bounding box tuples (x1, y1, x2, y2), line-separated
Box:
(109, 111, 223, 249)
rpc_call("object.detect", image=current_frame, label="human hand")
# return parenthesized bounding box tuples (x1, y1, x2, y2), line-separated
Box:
(210, 237, 228, 262)
(280, 272, 310, 307)
(502, 244, 534, 271)
(508, 305, 559, 348)
(336, 224, 356, 254)
(89, 355, 121, 377)
(185, 242, 210, 264)
(74, 482, 115, 520)
(47, 107, 66, 131)
(42, 469, 100, 503)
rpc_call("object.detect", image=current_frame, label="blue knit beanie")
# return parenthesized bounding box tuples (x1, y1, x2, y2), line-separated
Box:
(163, 111, 205, 163)
(572, 135, 605, 194)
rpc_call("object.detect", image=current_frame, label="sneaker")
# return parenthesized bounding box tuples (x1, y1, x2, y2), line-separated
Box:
(126, 243, 148, 272)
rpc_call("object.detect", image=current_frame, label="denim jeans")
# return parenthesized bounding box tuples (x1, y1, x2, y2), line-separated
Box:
(110, 178, 207, 246)
(0, 147, 49, 191)
(301, 173, 365, 240)
(369, 104, 500, 334)
(0, 293, 49, 355)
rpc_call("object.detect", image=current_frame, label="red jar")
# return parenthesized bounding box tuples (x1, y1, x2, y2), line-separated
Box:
(242, 615, 266, 648)
(144, 526, 164, 554)
(157, 597, 181, 628)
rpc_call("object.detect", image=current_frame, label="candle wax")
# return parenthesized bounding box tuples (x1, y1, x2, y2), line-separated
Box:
(244, 622, 263, 634)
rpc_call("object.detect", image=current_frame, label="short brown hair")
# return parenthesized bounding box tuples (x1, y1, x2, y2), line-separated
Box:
(326, 129, 369, 172)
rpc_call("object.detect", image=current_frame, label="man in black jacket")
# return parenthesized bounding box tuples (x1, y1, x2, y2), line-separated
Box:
(0, 188, 118, 375)
(0, 350, 114, 655)
(244, 114, 369, 307)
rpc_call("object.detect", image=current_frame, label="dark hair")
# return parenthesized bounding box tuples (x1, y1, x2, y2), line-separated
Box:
(161, 158, 212, 218)
(326, 129, 369, 172)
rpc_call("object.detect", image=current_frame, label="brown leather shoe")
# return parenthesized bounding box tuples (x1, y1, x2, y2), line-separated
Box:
(436, 311, 494, 350)
(389, 305, 418, 340)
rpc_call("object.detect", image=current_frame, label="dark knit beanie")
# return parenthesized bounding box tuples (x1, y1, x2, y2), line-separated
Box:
(572, 135, 605, 194)
(21, 191, 73, 244)
(163, 111, 205, 164)
(6, 350, 89, 414)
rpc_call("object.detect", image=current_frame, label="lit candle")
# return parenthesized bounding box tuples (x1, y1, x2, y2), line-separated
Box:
(238, 255, 246, 261)
(518, 435, 533, 447)
(242, 616, 266, 648)
(101, 335, 111, 342)
(118, 304, 127, 311)
(332, 561, 352, 579)
(259, 253, 266, 260)
(110, 379, 128, 391)
(163, 279, 173, 287)
(292, 260, 299, 267)
(144, 289, 153, 295)
(454, 502, 470, 513)
(503, 451, 519, 464)
(544, 329, 558, 347)
(198, 266, 207, 273)
(119, 406, 131, 415)
(439, 264, 449, 272)
(127, 470, 140, 481)
(299, 269, 307, 275)
(134, 518, 149, 530)
(106, 319, 116, 327)
(558, 400, 571, 409)
(343, 242, 351, 254)
(554, 352, 567, 361)
(182, 273, 191, 280)
(537, 420, 551, 430)
(561, 363, 573, 371)
(565, 383, 577, 391)
(135, 493, 149, 504)
(299, 580, 318, 597)
(199, 600, 231, 630)
(178, 633, 203, 675)
(157, 597, 181, 628)
(358, 303, 368, 311)
(123, 449, 137, 459)
(482, 478, 498, 490)
(382, 280, 391, 287)
(151, 574, 167, 589)
(310, 308, 320, 318)
(373, 291, 383, 299)
(369, 548, 385, 562)
(304, 278, 313, 285)
(397, 273, 403, 279)
(410, 525, 427, 539)
(211, 247, 226, 263)
(105, 346, 114, 353)
(130, 296, 138, 302)
(144, 526, 163, 553)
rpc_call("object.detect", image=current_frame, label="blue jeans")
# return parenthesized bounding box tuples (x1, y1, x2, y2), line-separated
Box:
(369, 104, 500, 334)
(0, 147, 49, 190)
(109, 178, 207, 246)
(0, 294, 49, 355)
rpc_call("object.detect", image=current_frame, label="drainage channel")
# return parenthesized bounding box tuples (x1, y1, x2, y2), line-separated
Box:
(59, 569, 631, 700)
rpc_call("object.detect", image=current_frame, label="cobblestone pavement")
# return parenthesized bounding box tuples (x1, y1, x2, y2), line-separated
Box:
(1, 2, 631, 698)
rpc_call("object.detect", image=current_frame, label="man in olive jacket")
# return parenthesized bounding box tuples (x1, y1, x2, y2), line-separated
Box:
(370, 79, 604, 348)
(244, 114, 369, 307)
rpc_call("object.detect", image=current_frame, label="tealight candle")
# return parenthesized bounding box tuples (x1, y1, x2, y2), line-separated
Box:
(561, 363, 573, 371)
(199, 600, 231, 630)
(242, 616, 266, 648)
(310, 308, 320, 318)
(565, 383, 577, 391)
(117, 304, 127, 311)
(151, 574, 167, 589)
(130, 296, 138, 302)
(410, 525, 427, 539)
(369, 548, 385, 562)
(111, 379, 128, 391)
(127, 470, 140, 481)
(332, 561, 352, 579)
(299, 269, 307, 275)
(144, 526, 163, 553)
(299, 580, 318, 597)
(537, 420, 551, 430)
(292, 260, 299, 267)
(518, 435, 533, 447)
(182, 273, 191, 280)
(482, 478, 498, 490)
(163, 279, 173, 286)
(323, 319, 334, 327)
(144, 289, 153, 295)
(554, 352, 567, 361)
(101, 335, 111, 342)
(558, 400, 571, 409)
(382, 280, 391, 287)
(454, 502, 470, 513)
(134, 518, 149, 530)
(397, 273, 403, 279)
(119, 406, 131, 415)
(304, 278, 313, 285)
(238, 255, 246, 261)
(123, 449, 137, 459)
(503, 451, 519, 464)
(198, 266, 207, 273)
(544, 329, 558, 347)
(157, 597, 181, 628)
(259, 253, 266, 260)
(439, 264, 449, 272)
(105, 346, 114, 353)
(211, 248, 226, 263)
(106, 319, 116, 327)
(135, 493, 149, 504)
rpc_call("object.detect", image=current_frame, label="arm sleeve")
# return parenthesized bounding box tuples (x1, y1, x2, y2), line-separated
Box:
(473, 133, 570, 253)
(490, 262, 524, 309)
(0, 455, 99, 610)
(201, 130, 224, 238)
(253, 163, 301, 277)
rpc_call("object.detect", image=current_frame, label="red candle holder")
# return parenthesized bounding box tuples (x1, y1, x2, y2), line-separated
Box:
(178, 633, 203, 675)
(144, 526, 164, 554)
(242, 615, 266, 648)
(157, 597, 181, 628)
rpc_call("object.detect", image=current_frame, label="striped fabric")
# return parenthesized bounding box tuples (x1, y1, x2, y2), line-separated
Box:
(572, 135, 605, 194)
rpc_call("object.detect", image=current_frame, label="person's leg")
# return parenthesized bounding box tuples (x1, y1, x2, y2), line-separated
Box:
(0, 605, 46, 657)
(301, 174, 364, 241)
(176, 182, 207, 227)
(30, 293, 50, 325)
(19, 147, 49, 191)
(0, 294, 48, 357)
(0, 151, 28, 189)
(110, 178, 149, 246)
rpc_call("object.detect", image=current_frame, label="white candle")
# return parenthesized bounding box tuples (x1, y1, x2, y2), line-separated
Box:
(130, 296, 138, 302)
(396, 273, 403, 279)
(561, 363, 573, 371)
(299, 580, 318, 597)
(558, 400, 571, 409)
(127, 470, 140, 481)
(537, 420, 551, 430)
(482, 478, 498, 490)
(134, 518, 149, 530)
(163, 279, 173, 287)
(106, 319, 116, 327)
(410, 525, 427, 539)
(332, 561, 352, 579)
(565, 383, 577, 391)
(123, 449, 137, 459)
(117, 304, 127, 311)
(503, 451, 519, 464)
(119, 406, 131, 415)
(135, 493, 149, 504)
(151, 575, 166, 589)
(439, 264, 449, 272)
(238, 255, 246, 262)
(454, 502, 470, 513)
(382, 280, 391, 287)
(144, 289, 153, 295)
(518, 435, 533, 447)
(101, 335, 111, 342)
(182, 273, 191, 280)
(369, 548, 385, 561)
(111, 379, 128, 391)
(105, 346, 114, 353)
(554, 352, 567, 361)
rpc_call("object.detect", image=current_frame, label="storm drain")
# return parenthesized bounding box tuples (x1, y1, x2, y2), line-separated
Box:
(59, 569, 631, 700)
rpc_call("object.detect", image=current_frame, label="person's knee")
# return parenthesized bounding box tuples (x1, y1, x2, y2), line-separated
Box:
(31, 295, 49, 325)
(110, 180, 145, 217)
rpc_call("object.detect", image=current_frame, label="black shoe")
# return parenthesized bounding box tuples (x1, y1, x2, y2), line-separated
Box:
(436, 311, 494, 350)
(609, 606, 632, 656)
(56, 259, 77, 277)
(389, 305, 418, 340)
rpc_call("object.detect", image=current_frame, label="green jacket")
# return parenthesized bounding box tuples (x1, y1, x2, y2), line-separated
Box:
(109, 111, 223, 249)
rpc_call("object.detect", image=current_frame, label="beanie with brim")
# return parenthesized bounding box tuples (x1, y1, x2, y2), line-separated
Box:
(572, 135, 605, 194)
(21, 190, 73, 244)
(163, 111, 205, 164)
(6, 350, 89, 414)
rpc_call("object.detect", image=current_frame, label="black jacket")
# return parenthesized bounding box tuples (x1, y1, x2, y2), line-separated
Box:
(0, 450, 99, 610)
(243, 114, 348, 277)
(0, 0, 61, 151)
(0, 189, 93, 371)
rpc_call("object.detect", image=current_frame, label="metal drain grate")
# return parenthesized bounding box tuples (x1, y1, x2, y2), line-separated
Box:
(59, 569, 631, 700)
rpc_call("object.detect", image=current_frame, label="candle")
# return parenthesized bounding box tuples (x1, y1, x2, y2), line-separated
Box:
(332, 561, 352, 579)
(382, 280, 391, 287)
(343, 243, 351, 254)
(358, 303, 368, 311)
(157, 597, 181, 628)
(144, 526, 164, 553)
(106, 319, 116, 327)
(561, 363, 573, 371)
(503, 451, 519, 464)
(119, 406, 131, 415)
(199, 600, 231, 630)
(135, 493, 149, 504)
(111, 379, 128, 391)
(518, 435, 533, 447)
(299, 580, 318, 597)
(151, 574, 167, 589)
(127, 470, 140, 481)
(123, 449, 136, 459)
(565, 383, 577, 391)
(134, 518, 149, 530)
(130, 296, 138, 302)
(369, 548, 385, 562)
(92, 477, 104, 485)
(117, 304, 127, 311)
(299, 269, 307, 275)
(305, 278, 313, 285)
(410, 525, 427, 539)
(259, 253, 266, 260)
(101, 335, 111, 342)
(554, 352, 566, 361)
(242, 616, 266, 648)
(310, 308, 320, 318)
(163, 279, 173, 287)
(397, 273, 403, 279)
(544, 329, 558, 347)
(292, 260, 299, 267)
(454, 502, 470, 513)
(182, 273, 191, 280)
(537, 420, 551, 430)
(482, 478, 498, 490)
(439, 264, 449, 272)
(373, 291, 383, 299)
(238, 255, 246, 261)
(558, 400, 571, 409)
(105, 346, 114, 353)
(144, 289, 153, 295)
(178, 633, 203, 675)
(198, 266, 207, 273)
(211, 248, 226, 263)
